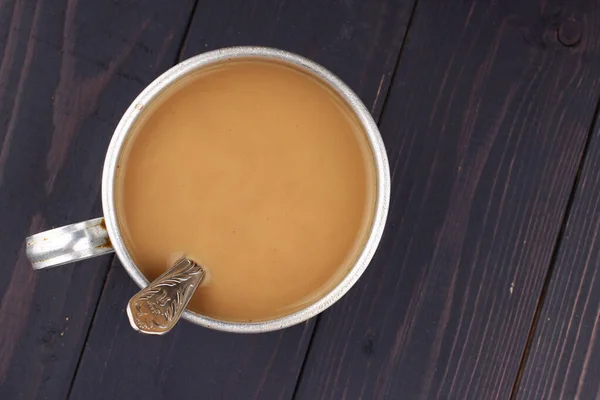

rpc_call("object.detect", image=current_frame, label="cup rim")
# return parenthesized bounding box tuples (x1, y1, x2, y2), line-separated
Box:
(101, 46, 390, 333)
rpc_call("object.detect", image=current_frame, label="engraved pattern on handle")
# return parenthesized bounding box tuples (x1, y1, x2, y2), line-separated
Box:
(127, 258, 205, 335)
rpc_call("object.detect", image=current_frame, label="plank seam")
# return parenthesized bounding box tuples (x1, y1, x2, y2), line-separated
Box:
(65, 254, 115, 400)
(177, 0, 200, 63)
(290, 0, 421, 397)
(509, 92, 600, 400)
(64, 1, 200, 397)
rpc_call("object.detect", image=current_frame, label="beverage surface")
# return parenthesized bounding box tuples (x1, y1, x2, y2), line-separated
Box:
(116, 60, 376, 321)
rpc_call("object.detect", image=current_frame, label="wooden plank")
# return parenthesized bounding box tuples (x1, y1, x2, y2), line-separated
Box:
(68, 0, 416, 398)
(515, 90, 600, 397)
(70, 266, 316, 400)
(294, 0, 600, 399)
(0, 1, 196, 398)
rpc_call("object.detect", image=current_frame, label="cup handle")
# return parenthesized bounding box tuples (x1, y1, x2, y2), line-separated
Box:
(25, 217, 115, 270)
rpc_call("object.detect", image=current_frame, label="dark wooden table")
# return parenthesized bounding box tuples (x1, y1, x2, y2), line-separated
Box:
(2, 0, 600, 398)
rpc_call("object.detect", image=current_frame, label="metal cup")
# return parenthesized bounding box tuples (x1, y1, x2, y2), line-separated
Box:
(25, 47, 390, 333)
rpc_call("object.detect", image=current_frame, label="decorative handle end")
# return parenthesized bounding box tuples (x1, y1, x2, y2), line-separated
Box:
(127, 258, 205, 335)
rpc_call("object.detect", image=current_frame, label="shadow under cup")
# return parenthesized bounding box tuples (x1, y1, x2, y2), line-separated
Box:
(102, 48, 390, 333)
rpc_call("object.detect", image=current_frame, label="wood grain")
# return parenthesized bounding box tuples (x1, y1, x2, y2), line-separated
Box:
(294, 0, 600, 398)
(0, 0, 195, 398)
(178, 0, 416, 117)
(67, 0, 416, 399)
(515, 70, 600, 399)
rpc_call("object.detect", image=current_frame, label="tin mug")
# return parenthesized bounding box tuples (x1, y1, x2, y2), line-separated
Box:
(25, 47, 390, 333)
